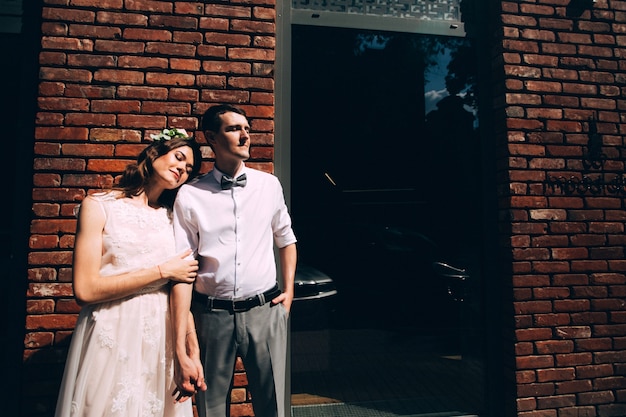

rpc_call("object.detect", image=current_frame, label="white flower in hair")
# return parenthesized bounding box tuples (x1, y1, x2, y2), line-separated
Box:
(150, 128, 190, 141)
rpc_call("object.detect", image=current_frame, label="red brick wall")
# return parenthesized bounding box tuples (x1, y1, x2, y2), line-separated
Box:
(22, 1, 626, 417)
(24, 1, 275, 416)
(498, 1, 626, 416)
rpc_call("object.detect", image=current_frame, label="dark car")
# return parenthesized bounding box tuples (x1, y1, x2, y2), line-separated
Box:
(291, 223, 470, 330)
(291, 263, 338, 330)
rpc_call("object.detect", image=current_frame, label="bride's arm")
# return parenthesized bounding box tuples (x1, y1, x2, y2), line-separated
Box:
(72, 196, 197, 305)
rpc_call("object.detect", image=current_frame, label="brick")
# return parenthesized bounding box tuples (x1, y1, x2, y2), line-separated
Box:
(554, 326, 592, 339)
(55, 330, 75, 346)
(90, 128, 142, 142)
(33, 158, 85, 171)
(142, 101, 191, 114)
(115, 144, 149, 157)
(69, 25, 121, 39)
(94, 69, 145, 84)
(553, 274, 589, 285)
(28, 282, 74, 297)
(174, 2, 204, 15)
(56, 299, 80, 313)
(117, 114, 166, 128)
(32, 203, 61, 217)
(555, 352, 593, 367)
(64, 113, 117, 126)
(65, 84, 116, 98)
(32, 189, 85, 203)
(572, 261, 611, 274)
(25, 314, 77, 331)
(197, 44, 227, 59)
(517, 382, 556, 397)
(87, 159, 134, 173)
(250, 92, 273, 104)
(38, 97, 90, 112)
(595, 376, 626, 390)
(551, 248, 588, 260)
(169, 58, 201, 71)
(172, 31, 203, 44)
(597, 403, 626, 416)
(556, 380, 593, 395)
(123, 28, 172, 41)
(535, 340, 574, 354)
(592, 273, 626, 284)
(28, 268, 57, 282)
(91, 100, 141, 113)
(519, 4, 555, 16)
(534, 314, 571, 327)
(595, 324, 626, 337)
(28, 251, 74, 266)
(517, 397, 537, 412)
(570, 312, 608, 325)
(24, 332, 55, 349)
(169, 88, 200, 102)
(40, 23, 68, 37)
(74, 0, 126, 8)
(593, 298, 626, 310)
(229, 402, 254, 417)
(61, 144, 115, 157)
(578, 364, 615, 379)
(59, 235, 75, 249)
(42, 36, 94, 51)
(229, 48, 274, 62)
(62, 174, 114, 188)
(124, 0, 171, 13)
(26, 300, 55, 314)
(117, 86, 169, 100)
(39, 81, 66, 96)
(33, 174, 62, 187)
(578, 390, 615, 405)
(149, 15, 198, 30)
(118, 56, 169, 69)
(517, 410, 557, 417)
(145, 72, 195, 86)
(29, 235, 60, 249)
(96, 11, 148, 26)
(146, 42, 197, 56)
(43, 7, 96, 22)
(513, 248, 551, 260)
(94, 39, 145, 54)
(230, 388, 246, 403)
(536, 394, 576, 408)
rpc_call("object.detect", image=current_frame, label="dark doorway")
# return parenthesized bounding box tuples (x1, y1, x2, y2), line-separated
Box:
(290, 24, 485, 416)
(1, 3, 39, 416)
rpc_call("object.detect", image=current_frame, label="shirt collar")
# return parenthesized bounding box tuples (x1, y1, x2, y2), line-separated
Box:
(211, 163, 247, 183)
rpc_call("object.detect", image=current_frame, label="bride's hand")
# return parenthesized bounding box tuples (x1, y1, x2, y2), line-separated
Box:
(158, 249, 198, 283)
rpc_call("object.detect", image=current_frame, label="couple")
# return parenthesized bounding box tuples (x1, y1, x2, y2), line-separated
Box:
(55, 104, 297, 417)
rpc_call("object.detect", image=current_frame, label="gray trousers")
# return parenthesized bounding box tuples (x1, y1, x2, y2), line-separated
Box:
(192, 300, 288, 417)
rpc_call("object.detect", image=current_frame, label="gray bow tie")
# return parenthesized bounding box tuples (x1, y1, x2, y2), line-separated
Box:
(221, 173, 247, 189)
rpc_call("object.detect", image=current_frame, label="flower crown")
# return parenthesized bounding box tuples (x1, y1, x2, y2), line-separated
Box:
(150, 128, 190, 141)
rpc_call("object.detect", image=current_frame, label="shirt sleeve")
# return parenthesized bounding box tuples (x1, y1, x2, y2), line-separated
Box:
(272, 179, 298, 249)
(173, 187, 199, 258)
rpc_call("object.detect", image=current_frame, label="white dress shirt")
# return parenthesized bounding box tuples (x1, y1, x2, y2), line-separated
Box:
(173, 164, 297, 300)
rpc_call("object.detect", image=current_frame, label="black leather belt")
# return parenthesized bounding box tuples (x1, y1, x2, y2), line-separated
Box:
(193, 285, 281, 313)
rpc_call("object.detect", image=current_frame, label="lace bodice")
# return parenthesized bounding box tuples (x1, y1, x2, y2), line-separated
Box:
(93, 193, 174, 291)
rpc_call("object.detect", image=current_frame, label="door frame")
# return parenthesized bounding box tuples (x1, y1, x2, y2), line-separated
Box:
(275, 3, 469, 415)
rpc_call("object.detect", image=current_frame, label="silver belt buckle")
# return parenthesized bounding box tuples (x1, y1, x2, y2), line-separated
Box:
(232, 299, 247, 312)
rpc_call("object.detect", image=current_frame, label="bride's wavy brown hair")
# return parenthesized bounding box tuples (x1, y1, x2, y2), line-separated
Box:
(117, 136, 203, 208)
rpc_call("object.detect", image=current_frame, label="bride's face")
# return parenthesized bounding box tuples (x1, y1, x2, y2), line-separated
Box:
(151, 145, 195, 189)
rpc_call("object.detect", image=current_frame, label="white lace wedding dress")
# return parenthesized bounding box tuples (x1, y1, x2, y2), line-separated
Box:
(55, 193, 192, 417)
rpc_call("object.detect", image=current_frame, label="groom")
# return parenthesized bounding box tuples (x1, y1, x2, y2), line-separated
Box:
(171, 104, 298, 417)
